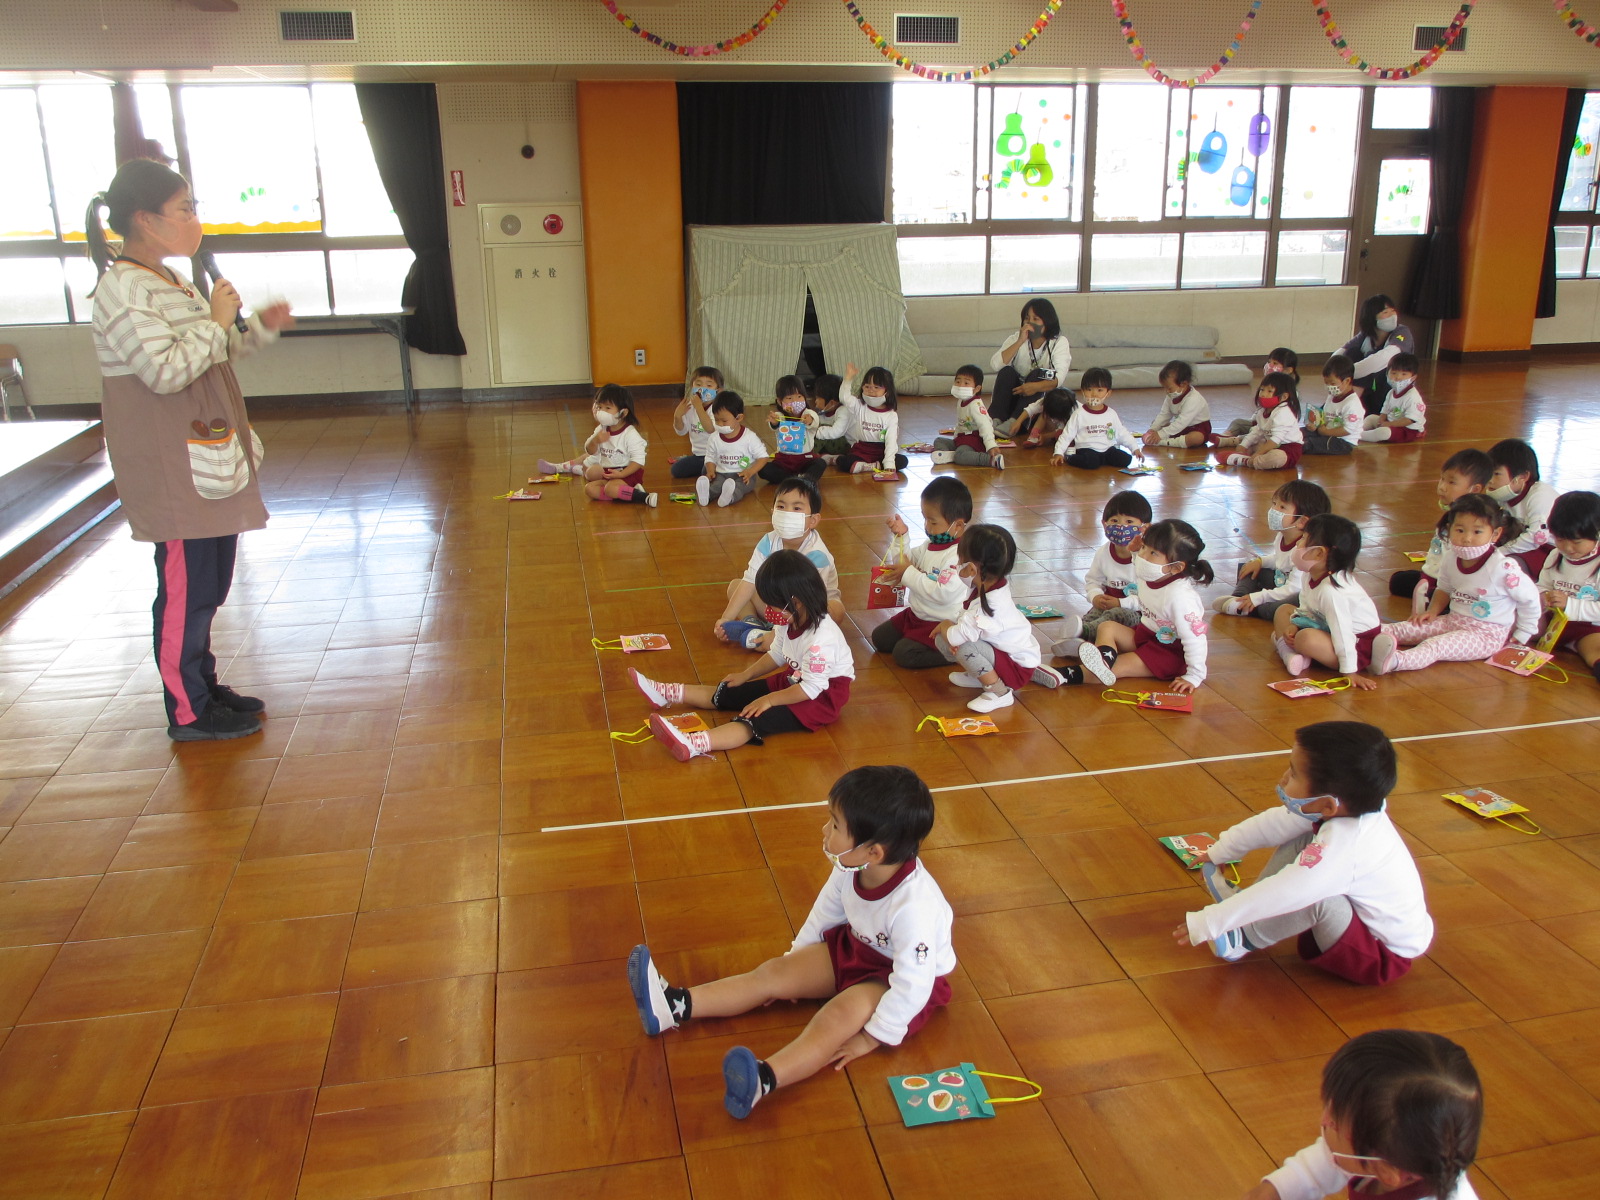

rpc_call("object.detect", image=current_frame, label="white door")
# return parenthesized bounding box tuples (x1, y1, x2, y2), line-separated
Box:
(486, 243, 591, 386)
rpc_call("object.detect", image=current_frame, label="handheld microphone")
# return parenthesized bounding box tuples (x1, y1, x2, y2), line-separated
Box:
(197, 251, 250, 334)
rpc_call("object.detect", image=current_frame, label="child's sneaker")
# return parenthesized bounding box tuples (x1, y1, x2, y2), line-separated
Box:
(1201, 861, 1238, 904)
(1213, 595, 1248, 616)
(1223, 452, 1250, 467)
(1369, 632, 1399, 676)
(722, 1045, 764, 1119)
(630, 669, 683, 708)
(650, 712, 712, 760)
(1273, 635, 1310, 677)
(695, 475, 711, 506)
(1051, 636, 1086, 659)
(929, 449, 955, 465)
(1031, 664, 1067, 689)
(627, 488, 657, 507)
(851, 460, 874, 475)
(1054, 663, 1085, 685)
(720, 619, 768, 650)
(992, 454, 1004, 471)
(1209, 926, 1250, 962)
(948, 671, 985, 688)
(536, 458, 567, 476)
(967, 688, 1014, 713)
(627, 944, 682, 1035)
(1077, 644, 1119, 686)
(717, 477, 737, 507)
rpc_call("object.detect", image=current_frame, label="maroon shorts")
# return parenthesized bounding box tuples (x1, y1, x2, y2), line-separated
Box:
(1131, 622, 1189, 680)
(1555, 618, 1600, 650)
(769, 672, 851, 730)
(613, 467, 644, 488)
(989, 645, 1032, 690)
(1179, 421, 1212, 438)
(841, 440, 886, 465)
(1386, 426, 1425, 443)
(1352, 626, 1380, 672)
(822, 923, 951, 1038)
(888, 608, 941, 647)
(1297, 911, 1413, 986)
(1281, 442, 1304, 468)
(953, 432, 986, 452)
(771, 452, 819, 472)
(1512, 546, 1554, 579)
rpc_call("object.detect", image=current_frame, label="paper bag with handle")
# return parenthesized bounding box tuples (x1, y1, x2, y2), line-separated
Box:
(887, 1062, 1042, 1128)
(869, 535, 909, 610)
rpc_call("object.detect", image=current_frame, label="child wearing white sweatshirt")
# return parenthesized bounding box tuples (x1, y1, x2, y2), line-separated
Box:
(1216, 373, 1305, 471)
(1538, 489, 1600, 684)
(871, 478, 973, 669)
(1050, 367, 1141, 470)
(1271, 515, 1382, 689)
(930, 365, 1005, 470)
(1141, 359, 1212, 449)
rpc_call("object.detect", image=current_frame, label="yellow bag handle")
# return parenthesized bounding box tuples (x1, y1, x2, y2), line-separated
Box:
(1489, 811, 1543, 835)
(609, 722, 654, 744)
(972, 1070, 1043, 1104)
(1317, 676, 1354, 691)
(878, 533, 905, 569)
(592, 637, 623, 651)
(915, 715, 942, 733)
(1101, 688, 1151, 706)
(1528, 661, 1569, 685)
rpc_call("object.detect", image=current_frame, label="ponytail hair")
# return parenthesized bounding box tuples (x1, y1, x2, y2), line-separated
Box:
(1259, 371, 1301, 420)
(956, 524, 1016, 618)
(1141, 519, 1214, 586)
(86, 159, 190, 277)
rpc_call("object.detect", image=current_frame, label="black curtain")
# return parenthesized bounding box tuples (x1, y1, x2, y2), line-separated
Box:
(354, 83, 467, 356)
(1408, 88, 1476, 319)
(677, 83, 891, 225)
(1536, 89, 1589, 319)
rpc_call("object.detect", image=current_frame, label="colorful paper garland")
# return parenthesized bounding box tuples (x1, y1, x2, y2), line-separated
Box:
(1554, 0, 1600, 45)
(840, 0, 1064, 82)
(1312, 0, 1475, 80)
(1112, 0, 1265, 89)
(598, 0, 789, 58)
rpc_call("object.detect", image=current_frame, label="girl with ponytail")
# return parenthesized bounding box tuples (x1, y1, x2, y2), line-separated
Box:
(88, 159, 294, 741)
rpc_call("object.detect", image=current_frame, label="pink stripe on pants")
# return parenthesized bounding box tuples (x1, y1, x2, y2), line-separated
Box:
(158, 540, 197, 724)
(1381, 612, 1510, 671)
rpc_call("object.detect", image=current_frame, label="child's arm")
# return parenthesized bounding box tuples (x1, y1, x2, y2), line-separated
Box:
(1247, 562, 1303, 609)
(1417, 572, 1452, 624)
(1186, 834, 1353, 947)
(1507, 564, 1543, 645)
(861, 910, 945, 1048)
(880, 410, 899, 471)
(971, 402, 1000, 456)
(583, 426, 606, 456)
(1168, 596, 1208, 693)
(1050, 413, 1078, 464)
(900, 555, 965, 614)
(1111, 412, 1141, 455)
(688, 390, 715, 435)
(672, 397, 693, 436)
(789, 871, 850, 951)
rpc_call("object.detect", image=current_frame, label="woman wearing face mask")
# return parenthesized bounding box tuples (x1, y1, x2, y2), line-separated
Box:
(988, 298, 1071, 430)
(1338, 294, 1415, 416)
(1246, 1029, 1482, 1200)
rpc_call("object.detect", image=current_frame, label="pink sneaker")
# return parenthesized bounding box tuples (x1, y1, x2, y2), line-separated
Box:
(650, 713, 711, 761)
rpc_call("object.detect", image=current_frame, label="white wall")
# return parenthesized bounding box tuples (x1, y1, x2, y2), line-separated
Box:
(1533, 279, 1600, 345)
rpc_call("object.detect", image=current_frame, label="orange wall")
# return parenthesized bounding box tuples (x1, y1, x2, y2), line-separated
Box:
(1440, 87, 1567, 355)
(576, 82, 687, 386)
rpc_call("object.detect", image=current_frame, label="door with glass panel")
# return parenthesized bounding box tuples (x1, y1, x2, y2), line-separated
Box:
(1351, 88, 1435, 352)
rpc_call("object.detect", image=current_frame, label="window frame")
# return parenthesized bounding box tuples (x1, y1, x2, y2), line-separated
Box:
(1553, 91, 1600, 280)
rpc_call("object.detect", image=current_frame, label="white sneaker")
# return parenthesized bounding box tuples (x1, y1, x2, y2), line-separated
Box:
(629, 668, 680, 709)
(644, 492, 659, 508)
(717, 477, 737, 507)
(695, 475, 711, 506)
(1059, 612, 1083, 640)
(627, 944, 681, 1035)
(1051, 636, 1086, 659)
(993, 454, 1005, 471)
(851, 461, 874, 475)
(1077, 644, 1117, 686)
(1031, 664, 1067, 689)
(967, 688, 1014, 713)
(1370, 632, 1399, 676)
(948, 671, 985, 688)
(1210, 926, 1250, 962)
(1223, 452, 1250, 467)
(536, 458, 563, 475)
(1273, 635, 1309, 677)
(1201, 861, 1238, 904)
(929, 450, 956, 465)
(1213, 595, 1247, 616)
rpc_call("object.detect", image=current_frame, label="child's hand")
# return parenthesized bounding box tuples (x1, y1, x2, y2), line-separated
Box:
(713, 620, 732, 643)
(739, 694, 776, 719)
(1171, 923, 1196, 947)
(1234, 595, 1256, 615)
(886, 514, 908, 537)
(843, 361, 857, 381)
(704, 464, 717, 479)
(1141, 430, 1159, 446)
(989, 447, 1004, 464)
(1282, 627, 1298, 648)
(1090, 595, 1119, 612)
(827, 1030, 880, 1071)
(1168, 679, 1196, 695)
(1350, 675, 1379, 691)
(1241, 557, 1262, 578)
(802, 409, 818, 427)
(767, 411, 781, 427)
(1415, 611, 1439, 626)
(1547, 591, 1568, 610)
(740, 466, 760, 482)
(1050, 453, 1065, 467)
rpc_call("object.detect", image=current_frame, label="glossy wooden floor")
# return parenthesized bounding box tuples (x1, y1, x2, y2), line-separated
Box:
(2, 360, 1599, 1200)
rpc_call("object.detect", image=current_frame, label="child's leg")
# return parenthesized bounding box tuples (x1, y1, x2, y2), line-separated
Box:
(951, 445, 991, 467)
(869, 620, 902, 654)
(1291, 628, 1340, 670)
(892, 638, 952, 670)
(766, 980, 888, 1087)
(936, 633, 1007, 694)
(1066, 448, 1103, 469)
(1093, 621, 1137, 651)
(1247, 448, 1289, 469)
(1575, 630, 1600, 670)
(688, 942, 837, 1019)
(1242, 895, 1354, 954)
(1388, 569, 1424, 599)
(671, 455, 705, 479)
(1102, 447, 1134, 469)
(1224, 417, 1253, 438)
(1388, 614, 1508, 671)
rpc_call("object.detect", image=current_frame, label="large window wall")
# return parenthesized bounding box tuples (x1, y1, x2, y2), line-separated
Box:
(1554, 91, 1600, 279)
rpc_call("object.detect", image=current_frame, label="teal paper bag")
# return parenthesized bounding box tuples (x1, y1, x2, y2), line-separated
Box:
(776, 420, 807, 455)
(887, 1062, 1042, 1128)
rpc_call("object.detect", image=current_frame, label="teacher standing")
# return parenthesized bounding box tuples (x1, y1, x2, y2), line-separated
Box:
(1338, 293, 1414, 417)
(87, 159, 294, 741)
(987, 298, 1072, 430)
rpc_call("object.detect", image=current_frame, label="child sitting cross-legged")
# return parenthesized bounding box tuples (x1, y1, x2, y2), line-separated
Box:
(626, 765, 955, 1120)
(758, 374, 835, 485)
(930, 364, 1005, 470)
(1539, 489, 1600, 685)
(1302, 355, 1364, 456)
(870, 477, 973, 669)
(714, 475, 844, 653)
(1215, 372, 1304, 471)
(698, 392, 771, 507)
(537, 383, 655, 506)
(1389, 448, 1494, 609)
(1175, 720, 1433, 985)
(1050, 367, 1141, 470)
(1051, 489, 1152, 659)
(1215, 480, 1331, 622)
(1359, 352, 1427, 444)
(670, 366, 722, 480)
(1270, 515, 1382, 690)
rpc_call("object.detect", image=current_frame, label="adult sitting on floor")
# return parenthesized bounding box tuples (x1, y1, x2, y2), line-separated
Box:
(987, 298, 1072, 434)
(1338, 293, 1415, 417)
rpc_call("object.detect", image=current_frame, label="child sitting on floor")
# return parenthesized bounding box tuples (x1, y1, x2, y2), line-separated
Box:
(1487, 437, 1559, 578)
(930, 364, 1005, 470)
(1216, 373, 1304, 471)
(1389, 448, 1493, 607)
(715, 475, 844, 651)
(1012, 386, 1075, 449)
(671, 366, 722, 479)
(758, 374, 833, 485)
(1360, 352, 1427, 444)
(1271, 514, 1381, 690)
(1537, 489, 1600, 684)
(871, 477, 973, 669)
(1050, 367, 1141, 470)
(1142, 359, 1212, 449)
(1051, 489, 1152, 658)
(1303, 356, 1364, 456)
(537, 383, 655, 507)
(810, 374, 852, 458)
(1176, 720, 1432, 985)
(834, 364, 907, 474)
(1215, 480, 1331, 622)
(634, 549, 853, 759)
(698, 392, 771, 507)
(626, 765, 954, 1120)
(1223, 348, 1300, 440)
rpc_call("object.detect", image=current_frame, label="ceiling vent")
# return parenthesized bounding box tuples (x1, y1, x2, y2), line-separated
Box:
(280, 10, 356, 41)
(1413, 25, 1468, 52)
(895, 15, 960, 45)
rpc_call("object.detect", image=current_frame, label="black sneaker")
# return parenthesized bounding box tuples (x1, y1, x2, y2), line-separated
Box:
(169, 702, 264, 742)
(209, 683, 265, 714)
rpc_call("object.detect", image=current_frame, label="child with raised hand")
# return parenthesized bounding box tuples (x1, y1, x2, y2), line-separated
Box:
(634, 549, 854, 760)
(758, 374, 833, 485)
(1303, 355, 1364, 456)
(1537, 489, 1600, 684)
(935, 524, 1067, 712)
(1051, 490, 1152, 658)
(1142, 359, 1212, 449)
(835, 364, 907, 474)
(1050, 367, 1141, 470)
(1060, 519, 1214, 694)
(626, 765, 954, 1120)
(1370, 495, 1540, 676)
(871, 477, 973, 669)
(1246, 1029, 1482, 1200)
(538, 384, 655, 507)
(1216, 373, 1304, 470)
(1389, 448, 1493, 606)
(714, 476, 843, 652)
(1271, 515, 1382, 690)
(1487, 437, 1560, 577)
(697, 391, 770, 507)
(930, 364, 1005, 470)
(671, 366, 722, 480)
(1176, 720, 1433, 984)
(1360, 352, 1426, 444)
(1215, 480, 1331, 621)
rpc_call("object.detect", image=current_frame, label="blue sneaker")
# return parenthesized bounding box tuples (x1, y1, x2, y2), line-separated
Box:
(626, 945, 679, 1036)
(1201, 861, 1238, 905)
(722, 1045, 762, 1119)
(719, 619, 769, 650)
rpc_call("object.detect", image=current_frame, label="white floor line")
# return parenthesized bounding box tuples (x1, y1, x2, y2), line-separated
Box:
(538, 713, 1600, 833)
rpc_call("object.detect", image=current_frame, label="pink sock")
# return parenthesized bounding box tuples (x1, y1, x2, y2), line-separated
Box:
(614, 484, 635, 502)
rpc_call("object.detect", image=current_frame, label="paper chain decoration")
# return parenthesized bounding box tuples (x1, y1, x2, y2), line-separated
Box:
(1313, 0, 1475, 80)
(841, 0, 1064, 81)
(1112, 0, 1265, 88)
(598, 0, 789, 57)
(1554, 0, 1600, 44)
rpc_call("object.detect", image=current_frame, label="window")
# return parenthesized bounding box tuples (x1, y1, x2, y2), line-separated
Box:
(1181, 231, 1267, 288)
(1278, 88, 1362, 220)
(1373, 159, 1431, 235)
(892, 83, 975, 225)
(1553, 93, 1600, 276)
(1276, 230, 1349, 286)
(1371, 87, 1433, 130)
(989, 235, 1081, 293)
(1091, 233, 1178, 291)
(897, 236, 986, 296)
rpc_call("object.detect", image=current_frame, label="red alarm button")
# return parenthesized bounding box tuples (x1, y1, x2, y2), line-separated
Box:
(542, 213, 564, 235)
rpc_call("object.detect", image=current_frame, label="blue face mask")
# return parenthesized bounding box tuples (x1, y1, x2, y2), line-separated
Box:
(1276, 784, 1328, 821)
(1105, 523, 1140, 546)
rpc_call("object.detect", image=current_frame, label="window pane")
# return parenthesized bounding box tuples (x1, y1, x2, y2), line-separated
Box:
(1181, 231, 1266, 288)
(38, 86, 116, 243)
(64, 255, 99, 322)
(986, 86, 1080, 221)
(1555, 226, 1588, 279)
(896, 236, 985, 295)
(1371, 87, 1433, 129)
(1374, 159, 1431, 235)
(989, 235, 1081, 293)
(1588, 227, 1600, 278)
(1280, 87, 1361, 220)
(0, 258, 69, 324)
(330, 248, 413, 314)
(1090, 233, 1178, 291)
(212, 251, 330, 315)
(1178, 88, 1278, 219)
(1094, 84, 1170, 222)
(311, 84, 402, 238)
(892, 83, 974, 225)
(183, 86, 322, 234)
(131, 84, 179, 165)
(1561, 93, 1600, 212)
(0, 90, 55, 240)
(1275, 230, 1348, 286)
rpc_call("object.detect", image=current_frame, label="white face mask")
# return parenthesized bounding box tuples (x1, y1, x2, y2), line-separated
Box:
(1132, 555, 1169, 582)
(1165, 389, 1184, 402)
(1388, 376, 1413, 395)
(715, 423, 736, 436)
(1487, 482, 1517, 503)
(1376, 313, 1399, 333)
(1267, 508, 1293, 532)
(951, 385, 975, 401)
(1453, 540, 1494, 559)
(1319, 1133, 1385, 1186)
(823, 838, 869, 873)
(771, 508, 808, 539)
(595, 410, 620, 428)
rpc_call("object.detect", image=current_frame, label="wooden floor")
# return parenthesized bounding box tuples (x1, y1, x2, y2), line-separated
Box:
(2, 360, 1599, 1199)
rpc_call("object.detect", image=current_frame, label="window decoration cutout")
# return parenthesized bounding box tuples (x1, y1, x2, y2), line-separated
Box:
(842, 0, 1063, 82)
(1112, 0, 1265, 88)
(597, 0, 790, 57)
(1312, 1, 1475, 80)
(987, 88, 1079, 216)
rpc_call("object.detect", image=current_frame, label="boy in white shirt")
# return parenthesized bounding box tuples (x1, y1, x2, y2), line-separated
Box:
(1487, 437, 1560, 578)
(1176, 720, 1432, 986)
(1360, 352, 1427, 443)
(1215, 480, 1331, 622)
(1141, 359, 1212, 449)
(1303, 355, 1364, 456)
(930, 364, 1005, 470)
(1051, 490, 1151, 657)
(627, 765, 955, 1119)
(1050, 367, 1141, 470)
(671, 366, 721, 479)
(871, 477, 973, 669)
(716, 475, 845, 651)
(698, 392, 771, 507)
(1537, 489, 1600, 684)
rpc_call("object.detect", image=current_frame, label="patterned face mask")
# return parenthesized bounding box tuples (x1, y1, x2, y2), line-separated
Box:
(764, 605, 792, 627)
(1105, 523, 1140, 547)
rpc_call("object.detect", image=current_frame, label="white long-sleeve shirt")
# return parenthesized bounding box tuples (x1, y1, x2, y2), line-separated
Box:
(990, 332, 1070, 379)
(1305, 392, 1365, 444)
(1265, 1137, 1477, 1200)
(1053, 405, 1138, 456)
(1502, 479, 1559, 557)
(707, 427, 768, 474)
(898, 540, 965, 623)
(768, 614, 856, 698)
(1379, 379, 1427, 433)
(742, 529, 842, 606)
(1538, 550, 1600, 622)
(1248, 534, 1307, 608)
(1297, 571, 1381, 674)
(1188, 806, 1434, 959)
(946, 581, 1041, 670)
(1148, 385, 1211, 438)
(591, 424, 648, 471)
(790, 858, 956, 1046)
(1084, 543, 1141, 611)
(1435, 548, 1542, 642)
(1241, 404, 1304, 451)
(1134, 574, 1209, 688)
(950, 396, 998, 452)
(673, 401, 714, 457)
(837, 382, 900, 465)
